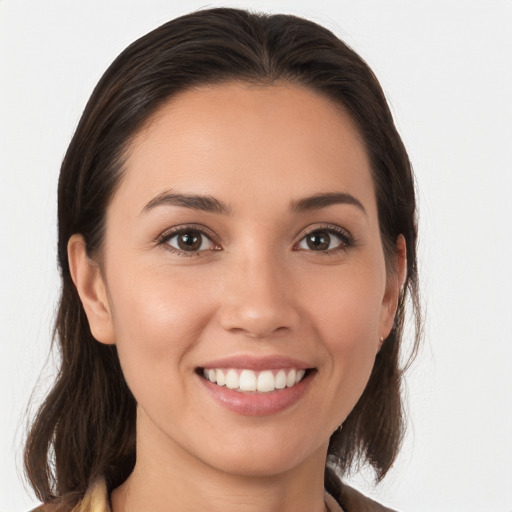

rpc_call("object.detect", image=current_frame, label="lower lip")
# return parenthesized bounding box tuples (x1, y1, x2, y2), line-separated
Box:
(198, 371, 313, 416)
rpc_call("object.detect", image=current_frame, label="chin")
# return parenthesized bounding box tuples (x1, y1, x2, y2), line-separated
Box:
(195, 431, 326, 479)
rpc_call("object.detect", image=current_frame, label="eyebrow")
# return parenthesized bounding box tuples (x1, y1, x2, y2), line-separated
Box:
(141, 190, 231, 215)
(291, 192, 367, 215)
(141, 190, 366, 216)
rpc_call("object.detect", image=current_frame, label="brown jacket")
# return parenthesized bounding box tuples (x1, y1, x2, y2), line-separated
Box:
(338, 483, 397, 512)
(32, 477, 397, 512)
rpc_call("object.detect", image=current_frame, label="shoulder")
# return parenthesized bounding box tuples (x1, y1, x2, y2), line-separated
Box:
(30, 503, 65, 512)
(29, 503, 74, 512)
(30, 506, 60, 512)
(337, 482, 398, 512)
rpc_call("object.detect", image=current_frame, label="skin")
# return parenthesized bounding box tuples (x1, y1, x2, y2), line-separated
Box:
(69, 82, 406, 512)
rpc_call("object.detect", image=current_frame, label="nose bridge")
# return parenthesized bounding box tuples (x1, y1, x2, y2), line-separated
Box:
(219, 244, 298, 337)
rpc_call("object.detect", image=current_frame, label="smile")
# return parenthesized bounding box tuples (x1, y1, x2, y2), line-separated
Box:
(201, 368, 307, 393)
(197, 356, 315, 416)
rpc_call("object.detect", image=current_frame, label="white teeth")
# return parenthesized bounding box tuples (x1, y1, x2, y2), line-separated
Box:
(202, 367, 307, 393)
(275, 370, 287, 389)
(225, 369, 239, 390)
(216, 369, 226, 386)
(239, 369, 257, 391)
(257, 370, 275, 393)
(286, 369, 296, 388)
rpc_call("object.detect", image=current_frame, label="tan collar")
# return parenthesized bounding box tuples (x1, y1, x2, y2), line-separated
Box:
(70, 478, 111, 512)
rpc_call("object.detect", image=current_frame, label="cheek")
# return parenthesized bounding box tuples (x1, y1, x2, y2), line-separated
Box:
(105, 265, 215, 390)
(304, 263, 385, 405)
(306, 261, 385, 343)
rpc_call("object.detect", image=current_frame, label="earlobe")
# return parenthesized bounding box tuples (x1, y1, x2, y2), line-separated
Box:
(379, 235, 407, 341)
(67, 234, 116, 345)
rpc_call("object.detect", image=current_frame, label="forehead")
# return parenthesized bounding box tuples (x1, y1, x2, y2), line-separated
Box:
(114, 81, 376, 217)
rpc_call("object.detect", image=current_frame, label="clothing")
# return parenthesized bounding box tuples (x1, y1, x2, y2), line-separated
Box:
(32, 476, 397, 512)
(337, 485, 397, 512)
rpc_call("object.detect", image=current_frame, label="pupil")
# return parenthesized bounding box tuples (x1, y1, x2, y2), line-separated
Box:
(178, 232, 201, 251)
(307, 231, 330, 251)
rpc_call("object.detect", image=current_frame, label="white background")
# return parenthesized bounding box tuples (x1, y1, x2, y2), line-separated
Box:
(1, 1, 511, 511)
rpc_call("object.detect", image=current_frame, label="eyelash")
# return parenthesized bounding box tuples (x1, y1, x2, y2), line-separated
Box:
(156, 225, 220, 258)
(156, 224, 354, 257)
(293, 224, 354, 255)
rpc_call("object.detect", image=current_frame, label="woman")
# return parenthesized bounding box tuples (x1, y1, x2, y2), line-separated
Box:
(25, 7, 420, 512)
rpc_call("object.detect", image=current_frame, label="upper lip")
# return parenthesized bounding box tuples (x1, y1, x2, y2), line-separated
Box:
(199, 355, 312, 371)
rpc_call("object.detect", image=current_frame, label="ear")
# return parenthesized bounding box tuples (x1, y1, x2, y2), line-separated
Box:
(379, 235, 407, 344)
(67, 234, 116, 345)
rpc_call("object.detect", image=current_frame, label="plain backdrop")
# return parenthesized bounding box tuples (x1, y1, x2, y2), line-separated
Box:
(1, 1, 511, 511)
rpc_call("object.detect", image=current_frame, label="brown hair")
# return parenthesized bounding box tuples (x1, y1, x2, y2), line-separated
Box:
(24, 7, 420, 507)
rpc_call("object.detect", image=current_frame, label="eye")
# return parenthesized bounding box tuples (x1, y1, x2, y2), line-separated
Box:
(297, 228, 351, 252)
(162, 228, 218, 254)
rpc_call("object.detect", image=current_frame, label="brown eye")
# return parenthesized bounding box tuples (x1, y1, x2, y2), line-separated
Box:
(297, 229, 350, 252)
(167, 230, 214, 252)
(305, 231, 331, 251)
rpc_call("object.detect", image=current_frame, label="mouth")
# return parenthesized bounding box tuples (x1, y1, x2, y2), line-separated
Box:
(196, 356, 316, 415)
(198, 367, 311, 393)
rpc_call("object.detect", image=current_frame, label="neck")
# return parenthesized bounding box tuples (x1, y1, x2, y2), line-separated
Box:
(111, 413, 329, 512)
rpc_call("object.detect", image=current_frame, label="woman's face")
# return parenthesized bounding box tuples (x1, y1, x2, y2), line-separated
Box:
(74, 82, 402, 477)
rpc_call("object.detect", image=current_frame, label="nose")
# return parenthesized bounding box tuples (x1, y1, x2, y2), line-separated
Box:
(218, 254, 301, 339)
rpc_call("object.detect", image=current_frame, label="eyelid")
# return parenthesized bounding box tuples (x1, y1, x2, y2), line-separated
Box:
(155, 224, 222, 256)
(154, 222, 354, 256)
(294, 223, 355, 252)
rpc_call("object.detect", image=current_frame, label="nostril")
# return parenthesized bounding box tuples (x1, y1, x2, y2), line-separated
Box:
(219, 304, 296, 339)
(227, 325, 290, 339)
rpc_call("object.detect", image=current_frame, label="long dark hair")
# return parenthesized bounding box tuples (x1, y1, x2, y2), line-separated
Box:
(24, 7, 421, 507)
